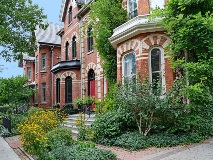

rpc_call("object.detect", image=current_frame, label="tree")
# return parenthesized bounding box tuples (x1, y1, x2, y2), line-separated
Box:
(152, 0, 213, 135)
(0, 0, 46, 61)
(89, 0, 127, 85)
(0, 76, 34, 109)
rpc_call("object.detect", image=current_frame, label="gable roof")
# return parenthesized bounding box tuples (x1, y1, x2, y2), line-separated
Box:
(59, 0, 86, 22)
(35, 23, 63, 45)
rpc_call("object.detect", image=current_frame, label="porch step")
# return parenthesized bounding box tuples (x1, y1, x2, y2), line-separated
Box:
(63, 113, 96, 135)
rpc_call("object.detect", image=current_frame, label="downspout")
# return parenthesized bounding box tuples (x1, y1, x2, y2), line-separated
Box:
(50, 45, 54, 108)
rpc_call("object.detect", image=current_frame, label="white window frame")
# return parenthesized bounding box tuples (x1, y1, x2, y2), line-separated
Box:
(41, 53, 46, 71)
(128, 0, 138, 19)
(41, 83, 46, 102)
(35, 56, 38, 73)
(148, 46, 166, 92)
(27, 67, 31, 81)
(122, 51, 136, 84)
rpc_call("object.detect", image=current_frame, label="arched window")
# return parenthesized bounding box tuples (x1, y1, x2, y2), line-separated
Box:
(68, 6, 72, 24)
(149, 47, 165, 93)
(128, 0, 138, 19)
(72, 36, 76, 59)
(56, 78, 60, 103)
(122, 52, 136, 83)
(65, 41, 69, 60)
(65, 76, 72, 103)
(87, 28, 93, 52)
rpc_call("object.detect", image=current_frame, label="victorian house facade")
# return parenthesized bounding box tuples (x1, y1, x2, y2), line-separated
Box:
(110, 0, 173, 91)
(22, 0, 173, 109)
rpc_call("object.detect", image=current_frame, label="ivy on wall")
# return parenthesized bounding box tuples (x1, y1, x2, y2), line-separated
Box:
(89, 0, 127, 85)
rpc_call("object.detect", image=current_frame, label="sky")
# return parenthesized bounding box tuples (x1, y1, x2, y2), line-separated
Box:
(0, 0, 164, 78)
(0, 0, 62, 78)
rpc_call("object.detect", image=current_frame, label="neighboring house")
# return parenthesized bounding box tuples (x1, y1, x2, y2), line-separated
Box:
(22, 23, 62, 108)
(22, 0, 174, 109)
(109, 0, 174, 91)
(51, 0, 108, 108)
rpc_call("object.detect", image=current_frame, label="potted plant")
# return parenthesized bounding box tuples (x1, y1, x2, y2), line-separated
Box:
(74, 98, 84, 112)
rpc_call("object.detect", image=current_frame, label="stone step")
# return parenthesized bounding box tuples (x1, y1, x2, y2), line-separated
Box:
(64, 113, 96, 135)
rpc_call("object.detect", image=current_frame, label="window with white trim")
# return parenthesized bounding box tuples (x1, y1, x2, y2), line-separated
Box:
(122, 52, 136, 83)
(72, 36, 76, 59)
(128, 0, 138, 19)
(41, 83, 46, 102)
(87, 27, 93, 52)
(149, 47, 165, 93)
(41, 53, 46, 71)
(27, 67, 31, 80)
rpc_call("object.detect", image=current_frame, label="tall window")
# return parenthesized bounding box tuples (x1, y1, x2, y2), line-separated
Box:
(36, 56, 38, 72)
(65, 76, 72, 103)
(56, 78, 60, 103)
(129, 0, 138, 19)
(122, 52, 136, 83)
(87, 28, 93, 52)
(69, 6, 72, 24)
(149, 47, 165, 92)
(27, 67, 31, 80)
(66, 42, 69, 60)
(72, 36, 76, 59)
(41, 83, 46, 102)
(35, 84, 38, 103)
(41, 53, 46, 71)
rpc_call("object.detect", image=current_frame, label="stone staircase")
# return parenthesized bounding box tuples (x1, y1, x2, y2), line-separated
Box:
(63, 113, 96, 135)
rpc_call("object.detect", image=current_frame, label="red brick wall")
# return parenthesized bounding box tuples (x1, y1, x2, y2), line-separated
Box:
(117, 32, 174, 91)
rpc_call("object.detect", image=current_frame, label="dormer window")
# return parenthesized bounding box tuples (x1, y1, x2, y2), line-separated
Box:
(129, 0, 138, 19)
(69, 6, 72, 24)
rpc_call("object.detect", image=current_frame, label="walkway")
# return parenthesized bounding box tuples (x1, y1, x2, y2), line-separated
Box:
(0, 136, 20, 160)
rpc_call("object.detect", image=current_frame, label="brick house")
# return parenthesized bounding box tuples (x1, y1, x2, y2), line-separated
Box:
(23, 23, 62, 108)
(23, 0, 174, 109)
(109, 0, 174, 91)
(51, 0, 108, 108)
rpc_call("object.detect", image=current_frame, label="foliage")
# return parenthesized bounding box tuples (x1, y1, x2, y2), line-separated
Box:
(92, 111, 135, 139)
(94, 100, 104, 114)
(38, 141, 116, 160)
(89, 0, 127, 84)
(151, 0, 213, 136)
(0, 105, 11, 113)
(96, 131, 205, 151)
(84, 96, 95, 106)
(0, 0, 46, 61)
(0, 125, 13, 137)
(0, 76, 34, 110)
(18, 109, 63, 154)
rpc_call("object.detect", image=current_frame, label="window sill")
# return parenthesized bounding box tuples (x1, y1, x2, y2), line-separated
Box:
(40, 102, 47, 104)
(40, 70, 46, 73)
(87, 50, 94, 55)
(68, 22, 72, 27)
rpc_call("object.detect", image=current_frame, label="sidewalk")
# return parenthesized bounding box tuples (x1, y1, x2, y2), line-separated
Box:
(139, 138, 213, 160)
(0, 136, 20, 160)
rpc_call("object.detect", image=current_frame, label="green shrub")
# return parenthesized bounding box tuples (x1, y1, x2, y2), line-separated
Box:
(39, 142, 116, 160)
(92, 111, 135, 139)
(0, 105, 11, 113)
(94, 131, 205, 151)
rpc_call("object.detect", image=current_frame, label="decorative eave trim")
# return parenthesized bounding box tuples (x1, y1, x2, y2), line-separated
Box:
(74, 0, 94, 20)
(109, 15, 165, 48)
(59, 0, 69, 22)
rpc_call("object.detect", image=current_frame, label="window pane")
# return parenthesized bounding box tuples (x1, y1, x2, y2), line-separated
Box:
(41, 54, 46, 70)
(123, 52, 136, 83)
(41, 83, 46, 102)
(151, 48, 161, 72)
(129, 0, 138, 19)
(66, 42, 69, 60)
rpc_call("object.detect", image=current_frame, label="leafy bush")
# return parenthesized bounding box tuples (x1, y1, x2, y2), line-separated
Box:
(39, 142, 116, 160)
(92, 111, 135, 139)
(0, 105, 11, 113)
(95, 131, 205, 151)
(18, 109, 63, 154)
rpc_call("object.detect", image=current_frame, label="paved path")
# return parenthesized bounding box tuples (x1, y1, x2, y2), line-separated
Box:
(139, 138, 213, 160)
(0, 136, 20, 160)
